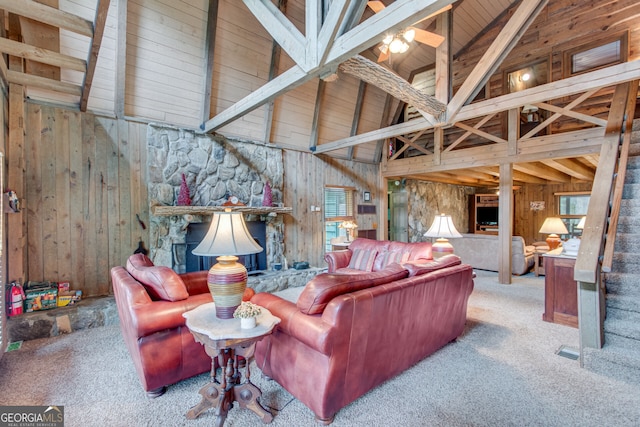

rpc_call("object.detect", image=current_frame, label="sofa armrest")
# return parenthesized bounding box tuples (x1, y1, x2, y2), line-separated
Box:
(180, 271, 209, 295)
(324, 250, 352, 273)
(130, 293, 212, 337)
(252, 292, 332, 355)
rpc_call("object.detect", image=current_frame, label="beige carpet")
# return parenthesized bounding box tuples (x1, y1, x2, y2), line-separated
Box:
(1, 270, 639, 426)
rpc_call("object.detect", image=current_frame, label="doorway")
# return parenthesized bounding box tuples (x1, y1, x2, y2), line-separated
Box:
(388, 180, 408, 242)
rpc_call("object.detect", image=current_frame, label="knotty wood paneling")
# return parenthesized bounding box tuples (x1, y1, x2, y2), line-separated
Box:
(283, 150, 379, 268)
(24, 103, 148, 297)
(446, 0, 640, 149)
(513, 182, 592, 245)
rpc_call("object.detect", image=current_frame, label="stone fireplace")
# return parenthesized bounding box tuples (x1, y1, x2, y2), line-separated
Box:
(146, 124, 285, 271)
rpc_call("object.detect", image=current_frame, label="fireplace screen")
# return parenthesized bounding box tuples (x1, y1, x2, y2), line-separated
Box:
(173, 221, 267, 274)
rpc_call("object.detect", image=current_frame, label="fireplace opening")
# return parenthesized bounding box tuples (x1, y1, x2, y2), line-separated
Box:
(173, 221, 267, 274)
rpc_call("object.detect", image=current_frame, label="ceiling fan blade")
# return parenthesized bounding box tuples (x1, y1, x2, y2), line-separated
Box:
(367, 1, 386, 14)
(412, 5, 453, 25)
(410, 27, 445, 48)
(377, 48, 390, 63)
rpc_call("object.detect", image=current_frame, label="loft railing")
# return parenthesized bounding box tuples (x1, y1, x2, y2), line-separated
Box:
(574, 80, 638, 360)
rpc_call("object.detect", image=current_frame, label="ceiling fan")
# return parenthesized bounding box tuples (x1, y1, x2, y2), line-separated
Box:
(367, 1, 448, 62)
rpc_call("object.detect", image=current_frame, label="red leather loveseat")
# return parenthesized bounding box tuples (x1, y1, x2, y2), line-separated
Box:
(111, 254, 254, 397)
(251, 238, 474, 423)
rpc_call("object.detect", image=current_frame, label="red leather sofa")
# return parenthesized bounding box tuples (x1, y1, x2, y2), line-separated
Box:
(251, 239, 474, 423)
(111, 254, 254, 397)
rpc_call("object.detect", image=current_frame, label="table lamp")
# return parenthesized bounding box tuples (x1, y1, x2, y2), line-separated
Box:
(576, 216, 586, 230)
(424, 213, 462, 259)
(192, 208, 263, 319)
(539, 217, 568, 251)
(339, 220, 358, 242)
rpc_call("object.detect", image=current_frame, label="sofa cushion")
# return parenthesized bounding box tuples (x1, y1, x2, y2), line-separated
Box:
(126, 254, 189, 302)
(347, 248, 377, 272)
(297, 264, 408, 315)
(404, 254, 462, 277)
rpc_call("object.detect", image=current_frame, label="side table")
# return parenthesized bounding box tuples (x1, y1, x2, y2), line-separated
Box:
(534, 250, 545, 276)
(183, 302, 281, 426)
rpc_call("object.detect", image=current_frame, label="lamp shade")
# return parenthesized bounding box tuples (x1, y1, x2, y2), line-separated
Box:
(576, 216, 586, 229)
(192, 209, 263, 319)
(424, 214, 462, 239)
(424, 214, 462, 259)
(192, 210, 263, 256)
(538, 217, 568, 235)
(539, 217, 568, 251)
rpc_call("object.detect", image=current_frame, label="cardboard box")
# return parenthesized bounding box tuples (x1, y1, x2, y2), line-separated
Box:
(57, 290, 82, 307)
(25, 281, 58, 312)
(58, 281, 70, 293)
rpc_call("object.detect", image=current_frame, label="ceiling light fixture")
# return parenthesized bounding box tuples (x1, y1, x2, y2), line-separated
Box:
(382, 29, 415, 55)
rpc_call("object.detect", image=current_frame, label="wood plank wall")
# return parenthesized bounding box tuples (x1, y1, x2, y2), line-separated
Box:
(513, 182, 593, 244)
(22, 103, 148, 297)
(438, 0, 640, 150)
(283, 150, 379, 268)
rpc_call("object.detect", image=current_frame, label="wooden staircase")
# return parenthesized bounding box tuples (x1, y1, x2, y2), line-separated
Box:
(583, 154, 640, 382)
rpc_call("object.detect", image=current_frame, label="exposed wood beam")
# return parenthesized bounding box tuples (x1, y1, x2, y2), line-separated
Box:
(262, 0, 286, 143)
(521, 90, 598, 140)
(348, 80, 366, 160)
(201, 0, 219, 124)
(242, 0, 306, 68)
(447, 0, 548, 121)
(0, 0, 93, 37)
(339, 56, 446, 117)
(0, 54, 8, 84)
(454, 121, 506, 145)
(80, 0, 110, 112)
(115, 0, 127, 118)
(205, 0, 455, 132)
(0, 33, 86, 73)
(514, 162, 571, 183)
(382, 127, 604, 178)
(315, 60, 640, 154)
(309, 80, 325, 150)
(317, 0, 351, 66)
(7, 68, 81, 95)
(541, 158, 595, 181)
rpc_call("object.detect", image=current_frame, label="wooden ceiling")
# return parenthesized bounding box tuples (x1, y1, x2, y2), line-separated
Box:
(2, 0, 638, 188)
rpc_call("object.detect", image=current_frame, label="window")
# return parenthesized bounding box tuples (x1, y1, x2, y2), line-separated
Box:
(557, 192, 590, 236)
(325, 186, 355, 252)
(564, 33, 628, 76)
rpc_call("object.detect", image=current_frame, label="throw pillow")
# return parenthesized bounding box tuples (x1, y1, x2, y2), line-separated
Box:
(347, 248, 377, 271)
(126, 254, 189, 301)
(376, 251, 410, 269)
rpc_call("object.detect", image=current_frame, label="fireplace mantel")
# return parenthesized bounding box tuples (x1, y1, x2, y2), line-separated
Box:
(151, 204, 293, 216)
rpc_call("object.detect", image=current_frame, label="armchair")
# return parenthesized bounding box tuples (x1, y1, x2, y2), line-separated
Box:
(111, 254, 254, 397)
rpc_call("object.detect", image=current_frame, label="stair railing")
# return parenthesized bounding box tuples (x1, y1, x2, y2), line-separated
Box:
(574, 80, 638, 358)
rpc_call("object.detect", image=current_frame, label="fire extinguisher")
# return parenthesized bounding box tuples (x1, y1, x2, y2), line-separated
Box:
(6, 281, 25, 316)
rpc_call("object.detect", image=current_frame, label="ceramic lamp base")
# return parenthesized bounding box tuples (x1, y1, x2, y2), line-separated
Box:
(432, 238, 454, 259)
(207, 255, 247, 319)
(546, 234, 561, 251)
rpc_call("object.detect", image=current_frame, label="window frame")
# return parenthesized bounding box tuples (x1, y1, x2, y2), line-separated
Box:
(563, 32, 628, 77)
(555, 191, 590, 237)
(324, 186, 356, 252)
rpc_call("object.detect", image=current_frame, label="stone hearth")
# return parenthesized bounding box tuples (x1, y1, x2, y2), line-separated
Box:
(147, 125, 285, 269)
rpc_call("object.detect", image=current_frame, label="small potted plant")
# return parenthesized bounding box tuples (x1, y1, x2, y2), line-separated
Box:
(233, 301, 262, 329)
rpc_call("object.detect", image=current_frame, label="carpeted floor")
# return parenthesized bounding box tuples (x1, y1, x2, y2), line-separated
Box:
(1, 270, 639, 426)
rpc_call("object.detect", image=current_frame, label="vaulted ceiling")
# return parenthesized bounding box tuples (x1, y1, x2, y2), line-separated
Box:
(2, 0, 639, 188)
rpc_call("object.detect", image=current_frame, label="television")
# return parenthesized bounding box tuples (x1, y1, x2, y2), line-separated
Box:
(477, 206, 499, 225)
